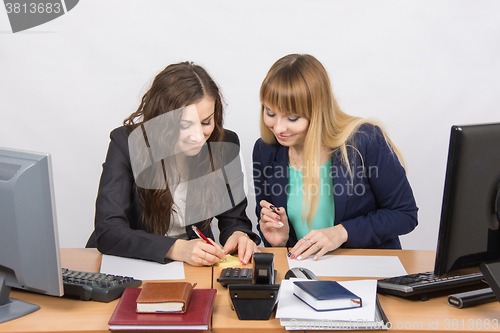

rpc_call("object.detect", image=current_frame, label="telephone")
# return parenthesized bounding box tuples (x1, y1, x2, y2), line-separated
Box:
(227, 252, 280, 320)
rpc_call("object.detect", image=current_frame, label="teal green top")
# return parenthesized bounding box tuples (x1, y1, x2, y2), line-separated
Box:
(287, 159, 335, 239)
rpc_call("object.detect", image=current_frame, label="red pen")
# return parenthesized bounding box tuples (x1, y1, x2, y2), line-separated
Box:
(192, 225, 212, 245)
(191, 226, 227, 262)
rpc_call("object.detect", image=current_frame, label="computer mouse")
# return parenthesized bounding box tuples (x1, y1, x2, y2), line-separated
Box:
(284, 267, 318, 280)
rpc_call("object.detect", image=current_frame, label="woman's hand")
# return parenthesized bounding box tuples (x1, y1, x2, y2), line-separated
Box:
(288, 224, 348, 261)
(166, 238, 226, 266)
(223, 231, 260, 265)
(259, 200, 289, 247)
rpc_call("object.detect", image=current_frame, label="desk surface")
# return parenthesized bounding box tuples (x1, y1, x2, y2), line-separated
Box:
(2, 248, 499, 333)
(3, 248, 212, 333)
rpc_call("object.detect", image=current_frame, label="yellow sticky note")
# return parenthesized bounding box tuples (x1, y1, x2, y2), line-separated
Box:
(216, 254, 242, 268)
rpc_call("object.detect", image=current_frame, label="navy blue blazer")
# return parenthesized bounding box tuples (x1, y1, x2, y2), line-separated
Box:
(252, 125, 418, 249)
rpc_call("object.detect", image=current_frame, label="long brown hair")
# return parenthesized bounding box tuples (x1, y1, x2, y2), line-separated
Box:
(125, 62, 224, 235)
(260, 54, 405, 225)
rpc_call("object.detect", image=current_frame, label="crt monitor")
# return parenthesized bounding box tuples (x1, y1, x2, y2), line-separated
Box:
(0, 147, 63, 324)
(434, 123, 500, 277)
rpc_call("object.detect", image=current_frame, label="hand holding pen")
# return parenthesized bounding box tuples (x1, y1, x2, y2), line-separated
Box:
(191, 225, 227, 264)
(193, 225, 259, 266)
(258, 200, 289, 247)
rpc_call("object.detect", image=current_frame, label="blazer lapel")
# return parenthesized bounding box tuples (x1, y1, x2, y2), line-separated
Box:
(270, 145, 289, 210)
(271, 145, 299, 245)
(331, 154, 348, 223)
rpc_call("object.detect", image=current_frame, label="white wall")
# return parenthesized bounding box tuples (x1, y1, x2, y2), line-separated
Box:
(1, 1, 499, 251)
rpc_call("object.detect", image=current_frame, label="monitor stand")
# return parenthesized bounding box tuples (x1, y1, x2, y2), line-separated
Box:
(0, 276, 40, 324)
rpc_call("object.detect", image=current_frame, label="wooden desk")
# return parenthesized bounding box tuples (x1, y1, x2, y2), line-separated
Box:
(212, 248, 500, 333)
(351, 249, 499, 333)
(2, 248, 212, 333)
(2, 248, 499, 333)
(212, 248, 289, 333)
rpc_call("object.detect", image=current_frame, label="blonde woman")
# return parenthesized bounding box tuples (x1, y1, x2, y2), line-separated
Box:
(253, 54, 417, 261)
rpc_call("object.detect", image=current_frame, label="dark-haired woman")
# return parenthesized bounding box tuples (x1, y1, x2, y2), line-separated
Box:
(89, 62, 260, 266)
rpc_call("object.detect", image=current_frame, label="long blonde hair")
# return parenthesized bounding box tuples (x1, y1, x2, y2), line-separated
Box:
(260, 54, 405, 225)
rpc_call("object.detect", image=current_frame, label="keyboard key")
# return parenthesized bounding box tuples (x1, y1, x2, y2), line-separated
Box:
(62, 268, 142, 302)
(377, 271, 484, 298)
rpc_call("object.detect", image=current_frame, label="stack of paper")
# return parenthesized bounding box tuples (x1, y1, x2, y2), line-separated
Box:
(287, 255, 407, 277)
(100, 254, 185, 280)
(276, 279, 388, 331)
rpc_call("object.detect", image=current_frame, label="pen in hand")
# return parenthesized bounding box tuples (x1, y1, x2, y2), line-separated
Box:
(268, 204, 284, 228)
(191, 225, 227, 262)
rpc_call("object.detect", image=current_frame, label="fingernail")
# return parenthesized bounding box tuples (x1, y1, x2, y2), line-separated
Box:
(287, 252, 291, 257)
(277, 222, 284, 228)
(275, 215, 281, 221)
(290, 254, 296, 259)
(243, 261, 247, 265)
(297, 255, 303, 261)
(270, 205, 276, 211)
(314, 256, 318, 260)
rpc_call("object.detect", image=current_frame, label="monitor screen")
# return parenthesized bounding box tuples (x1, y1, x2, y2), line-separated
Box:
(0, 147, 63, 324)
(434, 123, 500, 276)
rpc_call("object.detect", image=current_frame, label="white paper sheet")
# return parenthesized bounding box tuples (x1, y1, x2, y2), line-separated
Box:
(276, 279, 378, 322)
(287, 255, 407, 278)
(100, 254, 185, 280)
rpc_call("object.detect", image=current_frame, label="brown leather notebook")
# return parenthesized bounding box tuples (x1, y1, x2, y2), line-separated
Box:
(136, 282, 195, 313)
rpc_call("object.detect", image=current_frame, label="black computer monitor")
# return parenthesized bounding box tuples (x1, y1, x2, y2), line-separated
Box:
(434, 123, 500, 277)
(0, 147, 63, 324)
(480, 261, 500, 302)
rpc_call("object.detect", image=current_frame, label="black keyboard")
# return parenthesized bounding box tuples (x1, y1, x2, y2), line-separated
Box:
(377, 271, 484, 298)
(62, 268, 142, 302)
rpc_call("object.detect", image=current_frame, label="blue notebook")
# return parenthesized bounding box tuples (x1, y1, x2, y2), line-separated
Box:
(293, 281, 362, 311)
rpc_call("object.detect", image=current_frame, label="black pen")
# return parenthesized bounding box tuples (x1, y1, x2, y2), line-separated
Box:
(268, 204, 284, 229)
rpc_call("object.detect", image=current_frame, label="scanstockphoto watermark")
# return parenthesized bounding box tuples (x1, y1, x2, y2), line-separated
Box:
(253, 162, 379, 180)
(287, 319, 500, 330)
(3, 0, 79, 33)
(253, 178, 369, 197)
(287, 318, 388, 330)
(252, 162, 379, 198)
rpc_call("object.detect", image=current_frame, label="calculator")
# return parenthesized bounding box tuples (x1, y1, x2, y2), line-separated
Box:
(217, 267, 253, 287)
